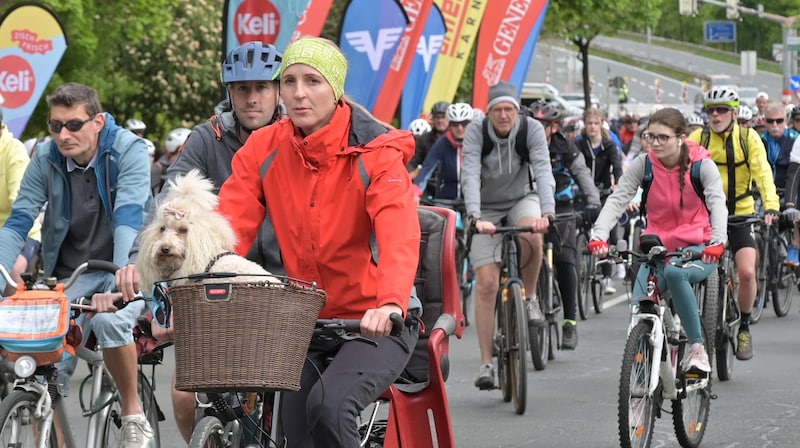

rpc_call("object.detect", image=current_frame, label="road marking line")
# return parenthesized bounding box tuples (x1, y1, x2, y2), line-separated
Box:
(603, 292, 632, 310)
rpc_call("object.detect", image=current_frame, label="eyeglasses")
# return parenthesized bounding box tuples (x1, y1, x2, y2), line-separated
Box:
(47, 115, 96, 133)
(150, 282, 172, 328)
(450, 121, 470, 128)
(641, 132, 676, 145)
(765, 117, 785, 124)
(706, 106, 732, 115)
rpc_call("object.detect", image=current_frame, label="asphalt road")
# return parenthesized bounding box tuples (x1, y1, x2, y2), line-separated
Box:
(57, 274, 800, 447)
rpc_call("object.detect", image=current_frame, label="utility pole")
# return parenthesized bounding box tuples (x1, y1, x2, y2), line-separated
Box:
(681, 0, 799, 104)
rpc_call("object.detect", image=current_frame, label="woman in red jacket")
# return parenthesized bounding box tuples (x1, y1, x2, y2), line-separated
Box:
(217, 37, 421, 447)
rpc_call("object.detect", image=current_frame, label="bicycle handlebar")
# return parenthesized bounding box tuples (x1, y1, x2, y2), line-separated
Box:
(314, 312, 405, 338)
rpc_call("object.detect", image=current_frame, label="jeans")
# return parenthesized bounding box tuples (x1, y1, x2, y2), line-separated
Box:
(55, 271, 146, 395)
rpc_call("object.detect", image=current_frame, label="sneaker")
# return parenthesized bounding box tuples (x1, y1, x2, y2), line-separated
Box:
(736, 330, 754, 360)
(683, 342, 711, 374)
(787, 245, 799, 266)
(527, 297, 545, 327)
(561, 321, 578, 350)
(602, 277, 617, 295)
(119, 414, 155, 448)
(615, 263, 627, 280)
(474, 364, 496, 390)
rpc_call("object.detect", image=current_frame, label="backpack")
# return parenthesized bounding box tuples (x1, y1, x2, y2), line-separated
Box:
(480, 117, 534, 188)
(550, 141, 579, 203)
(699, 126, 752, 214)
(639, 156, 705, 221)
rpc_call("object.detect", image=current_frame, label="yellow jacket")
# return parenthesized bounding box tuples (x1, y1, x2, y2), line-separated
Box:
(0, 125, 42, 242)
(688, 124, 779, 215)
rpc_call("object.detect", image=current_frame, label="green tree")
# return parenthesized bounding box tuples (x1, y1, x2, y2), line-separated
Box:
(542, 0, 664, 110)
(1, 0, 223, 145)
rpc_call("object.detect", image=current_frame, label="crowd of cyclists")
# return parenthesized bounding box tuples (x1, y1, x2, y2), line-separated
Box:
(2, 32, 800, 446)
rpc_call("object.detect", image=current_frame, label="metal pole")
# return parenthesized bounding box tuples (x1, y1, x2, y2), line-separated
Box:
(783, 23, 793, 104)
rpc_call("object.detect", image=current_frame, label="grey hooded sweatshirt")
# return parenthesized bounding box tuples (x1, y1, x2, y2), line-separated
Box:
(461, 115, 556, 219)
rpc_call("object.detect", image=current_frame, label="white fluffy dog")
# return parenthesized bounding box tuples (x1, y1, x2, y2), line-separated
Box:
(137, 169, 279, 289)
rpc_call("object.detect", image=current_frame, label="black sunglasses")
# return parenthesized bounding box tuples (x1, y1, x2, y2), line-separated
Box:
(47, 115, 96, 133)
(150, 282, 172, 328)
(450, 121, 470, 128)
(765, 117, 785, 124)
(706, 106, 732, 115)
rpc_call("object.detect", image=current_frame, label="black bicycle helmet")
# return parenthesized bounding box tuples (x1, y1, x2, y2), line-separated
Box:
(529, 99, 562, 122)
(791, 105, 800, 121)
(221, 42, 283, 85)
(431, 101, 450, 115)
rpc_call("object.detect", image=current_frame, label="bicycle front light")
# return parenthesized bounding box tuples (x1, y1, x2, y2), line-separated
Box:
(14, 355, 36, 378)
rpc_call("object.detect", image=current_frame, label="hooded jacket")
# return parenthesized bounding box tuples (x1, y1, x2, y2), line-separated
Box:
(0, 114, 150, 287)
(0, 124, 41, 242)
(592, 142, 727, 252)
(461, 115, 556, 218)
(413, 130, 462, 200)
(218, 102, 421, 319)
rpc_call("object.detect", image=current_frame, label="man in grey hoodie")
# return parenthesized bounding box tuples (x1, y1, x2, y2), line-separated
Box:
(461, 81, 556, 390)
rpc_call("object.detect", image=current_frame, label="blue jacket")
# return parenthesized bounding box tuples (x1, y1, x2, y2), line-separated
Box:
(0, 114, 151, 287)
(414, 131, 461, 200)
(761, 128, 799, 189)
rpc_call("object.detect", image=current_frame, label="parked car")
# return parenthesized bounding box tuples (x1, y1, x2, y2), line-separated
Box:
(520, 82, 574, 115)
(561, 91, 601, 110)
(737, 86, 759, 108)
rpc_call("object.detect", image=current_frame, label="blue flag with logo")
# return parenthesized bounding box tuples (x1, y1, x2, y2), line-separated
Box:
(400, 5, 445, 130)
(223, 0, 311, 56)
(340, 0, 407, 110)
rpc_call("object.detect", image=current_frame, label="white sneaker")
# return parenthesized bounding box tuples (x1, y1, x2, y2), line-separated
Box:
(119, 414, 155, 448)
(602, 277, 617, 295)
(615, 263, 627, 280)
(683, 342, 711, 374)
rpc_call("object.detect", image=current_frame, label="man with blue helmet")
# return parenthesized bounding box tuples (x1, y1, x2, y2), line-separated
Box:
(115, 41, 284, 442)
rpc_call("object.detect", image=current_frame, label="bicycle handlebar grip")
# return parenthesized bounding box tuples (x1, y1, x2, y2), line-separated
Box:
(86, 260, 121, 274)
(389, 312, 404, 337)
(682, 250, 702, 261)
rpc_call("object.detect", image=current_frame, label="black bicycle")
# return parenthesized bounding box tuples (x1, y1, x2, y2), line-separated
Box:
(752, 216, 795, 323)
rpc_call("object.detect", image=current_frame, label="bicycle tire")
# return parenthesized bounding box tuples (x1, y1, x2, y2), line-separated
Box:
(189, 416, 227, 448)
(751, 232, 767, 324)
(530, 265, 551, 371)
(716, 267, 737, 382)
(495, 293, 512, 403)
(456, 235, 471, 326)
(0, 390, 58, 447)
(618, 321, 656, 448)
(672, 317, 713, 448)
(592, 277, 604, 314)
(699, 269, 719, 368)
(576, 233, 591, 321)
(508, 282, 528, 415)
(771, 228, 794, 317)
(139, 372, 162, 446)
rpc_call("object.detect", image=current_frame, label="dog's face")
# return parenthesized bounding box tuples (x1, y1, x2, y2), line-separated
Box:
(147, 213, 190, 278)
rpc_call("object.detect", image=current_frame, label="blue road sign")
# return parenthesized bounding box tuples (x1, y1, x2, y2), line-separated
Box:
(704, 21, 736, 43)
(791, 75, 800, 92)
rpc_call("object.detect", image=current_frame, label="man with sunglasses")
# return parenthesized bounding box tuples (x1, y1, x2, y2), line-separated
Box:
(0, 82, 154, 447)
(688, 86, 780, 362)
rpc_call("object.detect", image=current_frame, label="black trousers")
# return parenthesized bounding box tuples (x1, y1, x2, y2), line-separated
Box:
(281, 324, 419, 447)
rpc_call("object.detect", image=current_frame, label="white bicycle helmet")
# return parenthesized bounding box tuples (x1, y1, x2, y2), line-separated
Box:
(164, 127, 192, 153)
(408, 118, 432, 136)
(686, 113, 705, 127)
(704, 86, 740, 107)
(142, 138, 156, 157)
(125, 119, 147, 132)
(471, 108, 485, 122)
(737, 107, 753, 122)
(446, 103, 473, 122)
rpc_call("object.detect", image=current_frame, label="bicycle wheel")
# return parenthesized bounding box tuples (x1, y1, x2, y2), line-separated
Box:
(456, 235, 471, 325)
(139, 372, 162, 446)
(0, 390, 58, 447)
(530, 265, 550, 371)
(189, 416, 228, 448)
(618, 321, 656, 448)
(592, 276, 604, 314)
(672, 318, 713, 448)
(495, 292, 512, 403)
(699, 269, 719, 368)
(716, 280, 737, 382)
(771, 229, 794, 317)
(576, 233, 591, 321)
(507, 282, 528, 415)
(751, 233, 767, 324)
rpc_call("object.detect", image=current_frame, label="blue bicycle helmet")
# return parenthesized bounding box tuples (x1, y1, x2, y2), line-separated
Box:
(221, 42, 283, 85)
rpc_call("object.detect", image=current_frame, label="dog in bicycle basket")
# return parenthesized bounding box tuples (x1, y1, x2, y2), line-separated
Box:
(136, 169, 279, 289)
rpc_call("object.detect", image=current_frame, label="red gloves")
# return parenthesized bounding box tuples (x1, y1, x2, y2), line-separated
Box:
(701, 242, 724, 263)
(588, 239, 609, 255)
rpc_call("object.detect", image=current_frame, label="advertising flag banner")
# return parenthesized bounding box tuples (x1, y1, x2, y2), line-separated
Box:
(340, 0, 408, 111)
(507, 1, 548, 103)
(0, 3, 68, 137)
(472, 0, 548, 111)
(291, 0, 335, 43)
(400, 5, 446, 129)
(372, 0, 435, 122)
(223, 0, 311, 56)
(422, 0, 488, 113)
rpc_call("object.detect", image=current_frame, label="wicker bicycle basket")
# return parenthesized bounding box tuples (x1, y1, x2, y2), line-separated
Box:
(171, 279, 326, 392)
